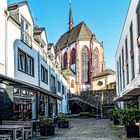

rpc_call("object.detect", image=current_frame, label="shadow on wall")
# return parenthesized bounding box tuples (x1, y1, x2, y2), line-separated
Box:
(0, 90, 13, 123)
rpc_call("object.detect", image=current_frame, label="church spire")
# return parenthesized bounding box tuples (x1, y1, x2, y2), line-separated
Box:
(69, 0, 74, 31)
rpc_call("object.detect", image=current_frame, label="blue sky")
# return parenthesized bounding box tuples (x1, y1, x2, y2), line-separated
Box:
(9, 0, 131, 70)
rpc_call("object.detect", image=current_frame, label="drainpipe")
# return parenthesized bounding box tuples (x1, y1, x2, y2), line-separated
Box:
(5, 10, 9, 76)
(38, 47, 40, 87)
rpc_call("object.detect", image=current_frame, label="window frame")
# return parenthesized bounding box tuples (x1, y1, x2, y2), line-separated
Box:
(18, 49, 34, 77)
(41, 65, 48, 84)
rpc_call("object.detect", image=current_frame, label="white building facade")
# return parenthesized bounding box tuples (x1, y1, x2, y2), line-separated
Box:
(0, 0, 68, 120)
(115, 0, 140, 109)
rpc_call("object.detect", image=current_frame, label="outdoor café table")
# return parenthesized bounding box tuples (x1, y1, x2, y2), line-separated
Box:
(0, 125, 24, 140)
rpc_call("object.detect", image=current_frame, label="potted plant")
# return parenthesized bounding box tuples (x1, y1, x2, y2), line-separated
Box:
(119, 108, 140, 138)
(39, 116, 55, 136)
(58, 113, 69, 128)
(109, 109, 120, 125)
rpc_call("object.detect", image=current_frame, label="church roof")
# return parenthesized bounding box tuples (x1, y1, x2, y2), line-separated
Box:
(92, 69, 116, 79)
(55, 21, 99, 52)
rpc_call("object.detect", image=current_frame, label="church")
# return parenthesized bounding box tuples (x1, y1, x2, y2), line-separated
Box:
(55, 2, 105, 95)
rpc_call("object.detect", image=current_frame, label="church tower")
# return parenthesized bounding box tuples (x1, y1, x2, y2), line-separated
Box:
(55, 1, 105, 95)
(69, 0, 74, 30)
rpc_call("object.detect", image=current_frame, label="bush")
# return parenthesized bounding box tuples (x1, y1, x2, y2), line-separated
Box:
(58, 113, 68, 121)
(109, 109, 121, 118)
(38, 116, 54, 127)
(79, 112, 90, 118)
(119, 109, 140, 126)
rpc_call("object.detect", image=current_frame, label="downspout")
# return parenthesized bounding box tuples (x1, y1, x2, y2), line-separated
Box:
(5, 10, 9, 76)
(38, 46, 40, 87)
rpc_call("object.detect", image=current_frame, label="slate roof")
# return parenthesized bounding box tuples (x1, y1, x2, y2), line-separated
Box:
(34, 27, 45, 35)
(48, 43, 54, 50)
(93, 69, 116, 79)
(55, 21, 98, 52)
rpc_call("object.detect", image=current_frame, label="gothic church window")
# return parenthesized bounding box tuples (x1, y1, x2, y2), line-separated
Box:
(82, 46, 89, 83)
(93, 48, 99, 76)
(63, 52, 68, 68)
(71, 48, 76, 64)
(71, 80, 74, 88)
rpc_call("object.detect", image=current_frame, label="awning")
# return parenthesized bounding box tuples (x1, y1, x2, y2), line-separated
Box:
(114, 86, 140, 101)
(13, 97, 31, 104)
(0, 74, 63, 100)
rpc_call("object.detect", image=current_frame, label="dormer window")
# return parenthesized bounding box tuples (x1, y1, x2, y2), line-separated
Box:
(21, 17, 32, 47)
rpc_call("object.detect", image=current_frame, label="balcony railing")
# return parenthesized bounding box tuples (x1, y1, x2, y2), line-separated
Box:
(50, 86, 56, 94)
(21, 30, 32, 47)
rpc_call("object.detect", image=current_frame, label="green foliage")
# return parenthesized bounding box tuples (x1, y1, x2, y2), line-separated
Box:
(108, 109, 121, 119)
(109, 108, 140, 126)
(79, 112, 90, 118)
(38, 116, 54, 127)
(58, 113, 68, 121)
(119, 108, 140, 126)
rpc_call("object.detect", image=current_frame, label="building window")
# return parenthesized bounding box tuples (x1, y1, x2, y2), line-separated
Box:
(20, 17, 32, 47)
(62, 85, 65, 94)
(71, 80, 74, 88)
(125, 37, 129, 84)
(122, 48, 125, 88)
(93, 48, 99, 77)
(137, 6, 140, 73)
(82, 46, 89, 83)
(50, 75, 56, 93)
(71, 48, 76, 64)
(26, 55, 34, 76)
(130, 23, 135, 80)
(137, 5, 140, 37)
(18, 50, 26, 72)
(58, 81, 61, 92)
(117, 61, 120, 92)
(41, 65, 48, 84)
(63, 52, 67, 68)
(119, 56, 122, 91)
(130, 23, 134, 51)
(18, 49, 34, 76)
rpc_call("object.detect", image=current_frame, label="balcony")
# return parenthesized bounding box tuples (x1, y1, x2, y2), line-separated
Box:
(21, 30, 32, 47)
(50, 86, 56, 94)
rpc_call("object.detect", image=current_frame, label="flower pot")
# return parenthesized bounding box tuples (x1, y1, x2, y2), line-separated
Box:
(58, 120, 69, 128)
(40, 125, 55, 136)
(125, 125, 140, 138)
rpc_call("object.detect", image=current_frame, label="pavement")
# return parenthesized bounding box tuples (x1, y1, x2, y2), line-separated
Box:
(32, 118, 140, 140)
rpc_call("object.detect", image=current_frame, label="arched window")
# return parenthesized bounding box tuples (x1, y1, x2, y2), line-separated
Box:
(82, 46, 89, 83)
(71, 80, 74, 88)
(93, 48, 99, 76)
(63, 52, 67, 68)
(71, 48, 76, 64)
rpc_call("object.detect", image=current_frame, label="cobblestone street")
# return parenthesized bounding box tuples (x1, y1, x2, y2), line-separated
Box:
(32, 118, 130, 140)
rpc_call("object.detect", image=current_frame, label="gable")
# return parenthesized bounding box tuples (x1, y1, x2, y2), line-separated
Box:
(19, 4, 34, 26)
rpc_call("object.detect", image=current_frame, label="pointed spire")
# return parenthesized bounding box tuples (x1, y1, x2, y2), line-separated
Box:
(69, 0, 74, 30)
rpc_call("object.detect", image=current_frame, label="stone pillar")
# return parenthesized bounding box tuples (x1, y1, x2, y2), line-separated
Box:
(32, 93, 37, 120)
(52, 101, 56, 117)
(45, 97, 49, 117)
